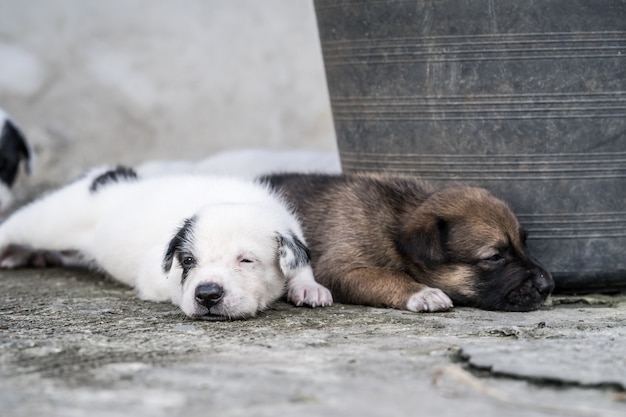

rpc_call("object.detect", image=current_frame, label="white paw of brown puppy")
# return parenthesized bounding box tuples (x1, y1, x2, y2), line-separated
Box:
(288, 278, 333, 308)
(406, 288, 453, 312)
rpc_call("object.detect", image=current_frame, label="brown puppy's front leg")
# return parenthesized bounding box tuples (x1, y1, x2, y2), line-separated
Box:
(330, 267, 453, 312)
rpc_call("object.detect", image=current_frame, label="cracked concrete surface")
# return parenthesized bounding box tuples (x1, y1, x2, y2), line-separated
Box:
(1, 269, 625, 417)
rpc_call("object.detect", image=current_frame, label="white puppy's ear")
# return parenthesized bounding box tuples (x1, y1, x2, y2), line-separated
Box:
(276, 231, 311, 278)
(162, 216, 196, 272)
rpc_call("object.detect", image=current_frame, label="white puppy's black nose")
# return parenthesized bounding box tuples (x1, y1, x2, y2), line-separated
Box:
(195, 283, 224, 308)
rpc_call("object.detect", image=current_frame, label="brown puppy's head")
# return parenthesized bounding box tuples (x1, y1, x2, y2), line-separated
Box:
(397, 187, 554, 311)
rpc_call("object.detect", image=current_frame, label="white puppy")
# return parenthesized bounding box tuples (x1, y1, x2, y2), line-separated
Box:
(0, 166, 332, 319)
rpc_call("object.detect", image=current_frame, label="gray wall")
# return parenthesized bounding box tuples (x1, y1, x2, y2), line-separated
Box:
(0, 0, 336, 189)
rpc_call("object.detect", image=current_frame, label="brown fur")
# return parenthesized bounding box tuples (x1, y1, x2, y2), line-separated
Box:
(262, 173, 554, 312)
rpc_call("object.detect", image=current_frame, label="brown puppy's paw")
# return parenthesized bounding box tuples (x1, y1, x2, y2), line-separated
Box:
(406, 288, 453, 312)
(288, 280, 333, 308)
(0, 244, 65, 269)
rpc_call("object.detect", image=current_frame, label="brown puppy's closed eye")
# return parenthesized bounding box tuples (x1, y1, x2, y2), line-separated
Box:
(261, 173, 554, 312)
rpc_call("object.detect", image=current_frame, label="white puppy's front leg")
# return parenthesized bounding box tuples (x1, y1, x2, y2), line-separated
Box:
(134, 247, 172, 302)
(287, 267, 333, 308)
(278, 231, 333, 308)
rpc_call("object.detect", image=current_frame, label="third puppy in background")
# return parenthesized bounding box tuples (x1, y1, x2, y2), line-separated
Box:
(261, 173, 554, 313)
(0, 109, 32, 214)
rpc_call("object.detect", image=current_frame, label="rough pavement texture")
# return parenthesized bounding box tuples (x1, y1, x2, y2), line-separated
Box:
(2, 2, 624, 415)
(1, 268, 625, 417)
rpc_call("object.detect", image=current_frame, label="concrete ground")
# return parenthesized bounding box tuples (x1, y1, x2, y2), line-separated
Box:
(1, 268, 625, 417)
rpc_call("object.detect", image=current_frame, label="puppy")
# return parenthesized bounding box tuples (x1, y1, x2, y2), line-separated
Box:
(261, 173, 554, 312)
(0, 166, 332, 319)
(0, 109, 32, 213)
(137, 148, 341, 179)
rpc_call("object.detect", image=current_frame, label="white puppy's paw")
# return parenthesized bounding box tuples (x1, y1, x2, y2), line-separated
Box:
(288, 280, 333, 308)
(406, 288, 453, 312)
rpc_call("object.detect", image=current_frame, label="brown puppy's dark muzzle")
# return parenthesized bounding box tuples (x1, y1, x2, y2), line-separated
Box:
(533, 269, 555, 297)
(527, 255, 555, 298)
(504, 265, 554, 311)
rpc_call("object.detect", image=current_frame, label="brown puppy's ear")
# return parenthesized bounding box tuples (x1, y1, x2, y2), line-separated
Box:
(397, 216, 448, 266)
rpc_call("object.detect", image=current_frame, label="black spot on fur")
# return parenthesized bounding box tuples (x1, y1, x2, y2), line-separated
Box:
(0, 119, 31, 186)
(163, 216, 197, 284)
(89, 166, 138, 193)
(277, 232, 311, 272)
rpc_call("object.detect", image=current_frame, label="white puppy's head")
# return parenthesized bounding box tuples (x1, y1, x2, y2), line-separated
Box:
(162, 203, 311, 319)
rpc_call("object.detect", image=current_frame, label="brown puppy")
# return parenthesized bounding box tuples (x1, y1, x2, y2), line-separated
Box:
(261, 173, 554, 312)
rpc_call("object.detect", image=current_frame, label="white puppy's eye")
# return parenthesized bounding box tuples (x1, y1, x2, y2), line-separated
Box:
(238, 255, 257, 265)
(182, 256, 196, 267)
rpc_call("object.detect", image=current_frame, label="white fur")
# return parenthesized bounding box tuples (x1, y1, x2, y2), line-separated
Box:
(0, 167, 332, 318)
(0, 182, 13, 214)
(137, 148, 341, 179)
(406, 288, 453, 312)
